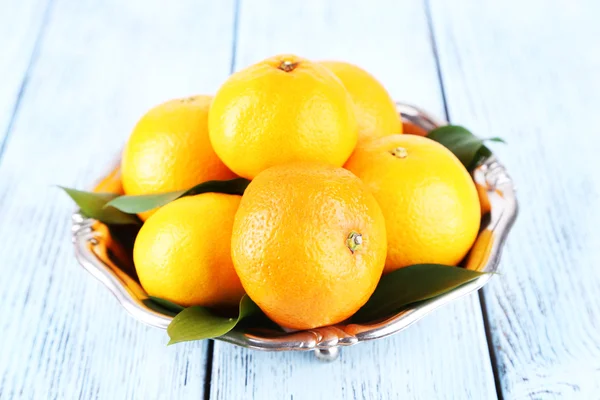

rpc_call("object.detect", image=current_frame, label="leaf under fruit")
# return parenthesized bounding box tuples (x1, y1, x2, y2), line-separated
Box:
(105, 178, 251, 214)
(60, 187, 140, 225)
(427, 125, 504, 170)
(167, 295, 261, 345)
(142, 296, 186, 317)
(352, 264, 487, 322)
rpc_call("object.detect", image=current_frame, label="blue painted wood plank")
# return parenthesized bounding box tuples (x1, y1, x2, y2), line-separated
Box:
(209, 1, 498, 398)
(429, 0, 600, 398)
(0, 0, 52, 147)
(0, 0, 237, 398)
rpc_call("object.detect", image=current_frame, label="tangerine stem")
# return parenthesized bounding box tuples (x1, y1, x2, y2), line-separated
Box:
(390, 147, 408, 159)
(279, 60, 299, 72)
(346, 231, 363, 253)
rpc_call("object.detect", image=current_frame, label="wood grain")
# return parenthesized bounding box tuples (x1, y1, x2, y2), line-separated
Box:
(429, 0, 600, 398)
(0, 0, 52, 144)
(4, 1, 596, 398)
(209, 1, 498, 398)
(0, 0, 237, 398)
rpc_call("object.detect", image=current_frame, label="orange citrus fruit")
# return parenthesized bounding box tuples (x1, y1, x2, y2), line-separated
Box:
(94, 166, 124, 194)
(402, 121, 428, 137)
(209, 54, 358, 179)
(122, 95, 236, 220)
(133, 193, 245, 307)
(320, 61, 402, 141)
(345, 134, 480, 273)
(231, 162, 387, 330)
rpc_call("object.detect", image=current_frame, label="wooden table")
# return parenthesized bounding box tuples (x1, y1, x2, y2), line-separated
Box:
(1, 1, 598, 398)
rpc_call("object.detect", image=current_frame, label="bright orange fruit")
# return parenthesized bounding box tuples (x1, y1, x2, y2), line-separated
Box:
(209, 54, 358, 179)
(121, 95, 236, 220)
(320, 61, 402, 141)
(231, 163, 387, 329)
(94, 166, 124, 194)
(133, 193, 245, 307)
(345, 134, 480, 273)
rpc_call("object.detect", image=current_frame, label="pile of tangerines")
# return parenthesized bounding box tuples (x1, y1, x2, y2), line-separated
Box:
(120, 54, 480, 330)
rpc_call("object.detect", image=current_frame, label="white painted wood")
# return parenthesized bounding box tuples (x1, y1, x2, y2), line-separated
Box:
(429, 0, 600, 398)
(212, 296, 496, 400)
(210, 1, 498, 399)
(0, 0, 51, 140)
(0, 0, 236, 398)
(232, 0, 446, 118)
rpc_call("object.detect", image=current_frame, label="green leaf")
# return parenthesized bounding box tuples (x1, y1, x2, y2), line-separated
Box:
(60, 187, 140, 225)
(352, 264, 487, 322)
(167, 295, 261, 345)
(426, 125, 504, 170)
(105, 178, 251, 214)
(142, 296, 186, 317)
(149, 296, 185, 313)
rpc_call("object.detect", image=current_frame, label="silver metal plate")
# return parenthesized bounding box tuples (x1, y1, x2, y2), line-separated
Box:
(72, 103, 518, 360)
